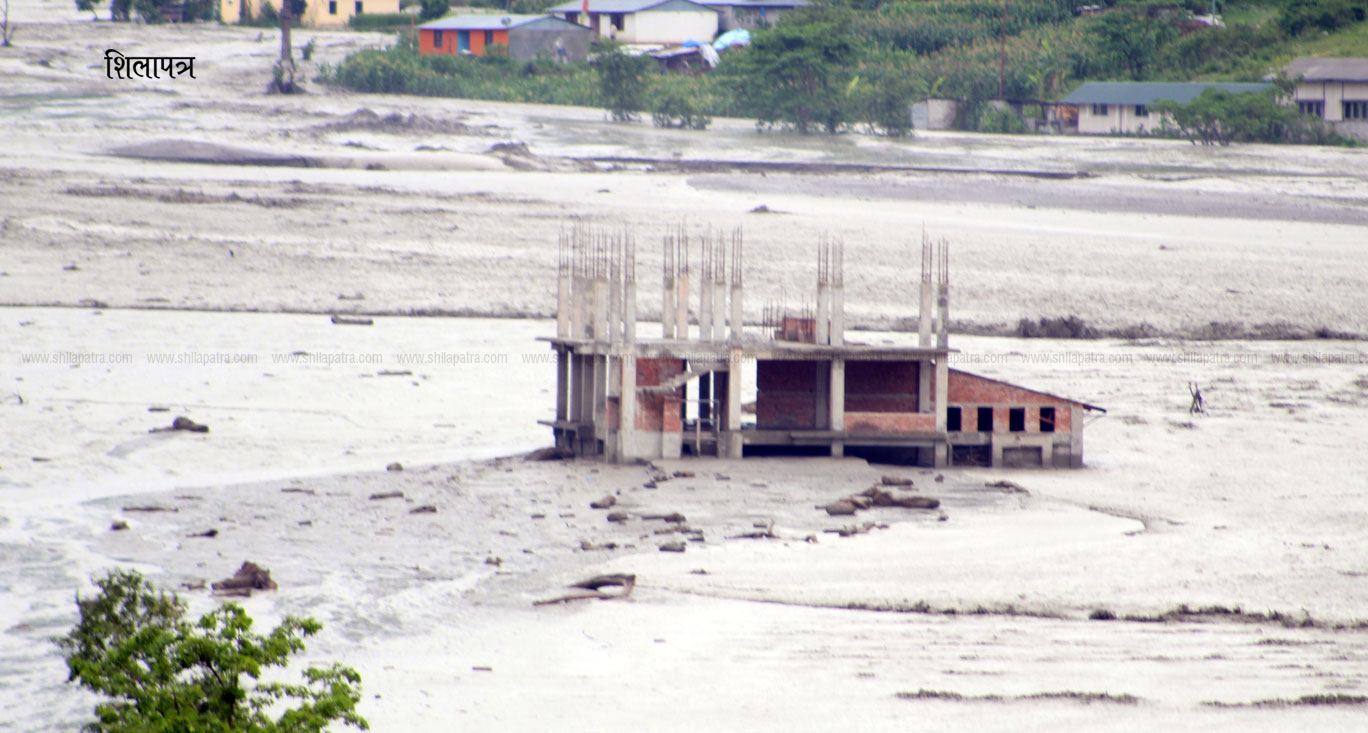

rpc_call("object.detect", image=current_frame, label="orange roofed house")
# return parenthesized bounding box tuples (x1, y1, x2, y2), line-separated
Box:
(418, 14, 593, 62)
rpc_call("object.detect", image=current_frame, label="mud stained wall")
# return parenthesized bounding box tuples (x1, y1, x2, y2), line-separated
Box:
(636, 358, 684, 432)
(756, 360, 817, 428)
(845, 360, 919, 413)
(944, 370, 1073, 433)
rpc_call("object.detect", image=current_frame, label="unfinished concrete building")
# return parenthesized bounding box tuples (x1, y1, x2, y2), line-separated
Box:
(540, 225, 1104, 467)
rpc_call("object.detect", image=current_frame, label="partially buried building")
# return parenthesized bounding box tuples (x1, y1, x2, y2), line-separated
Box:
(540, 226, 1104, 468)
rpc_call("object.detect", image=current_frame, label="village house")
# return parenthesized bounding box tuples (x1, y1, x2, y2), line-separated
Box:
(218, 0, 399, 27)
(1282, 57, 1368, 142)
(1059, 81, 1272, 135)
(697, 0, 807, 32)
(546, 0, 719, 45)
(418, 14, 592, 61)
(541, 228, 1103, 468)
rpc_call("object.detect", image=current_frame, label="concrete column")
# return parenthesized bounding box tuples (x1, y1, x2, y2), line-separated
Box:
(829, 357, 845, 457)
(816, 283, 829, 345)
(555, 348, 570, 451)
(662, 274, 675, 339)
(730, 284, 743, 344)
(592, 279, 608, 344)
(831, 285, 844, 347)
(555, 349, 569, 421)
(624, 281, 637, 347)
(933, 355, 949, 468)
(556, 272, 571, 338)
(700, 269, 713, 346)
(592, 354, 607, 455)
(726, 349, 743, 458)
(918, 280, 933, 348)
(619, 352, 637, 461)
(676, 271, 689, 341)
(574, 274, 589, 339)
(937, 283, 949, 350)
(714, 278, 727, 343)
(609, 271, 621, 349)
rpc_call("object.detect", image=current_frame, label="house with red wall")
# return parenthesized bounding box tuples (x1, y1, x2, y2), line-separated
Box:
(418, 14, 592, 62)
(541, 230, 1104, 468)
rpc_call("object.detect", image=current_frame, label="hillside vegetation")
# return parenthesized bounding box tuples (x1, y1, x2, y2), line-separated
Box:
(321, 0, 1368, 134)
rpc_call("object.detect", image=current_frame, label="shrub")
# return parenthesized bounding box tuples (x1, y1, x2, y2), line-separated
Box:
(976, 105, 1027, 134)
(652, 87, 711, 129)
(58, 569, 367, 732)
(595, 42, 651, 122)
(420, 0, 447, 21)
(348, 11, 412, 30)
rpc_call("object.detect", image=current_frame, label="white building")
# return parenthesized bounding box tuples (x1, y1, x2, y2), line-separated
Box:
(1283, 57, 1368, 142)
(545, 0, 719, 46)
(1059, 81, 1272, 136)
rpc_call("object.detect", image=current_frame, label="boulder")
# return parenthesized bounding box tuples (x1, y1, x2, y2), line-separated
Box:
(823, 500, 857, 516)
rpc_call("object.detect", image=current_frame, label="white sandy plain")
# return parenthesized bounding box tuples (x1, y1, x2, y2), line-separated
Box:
(2, 8, 1368, 732)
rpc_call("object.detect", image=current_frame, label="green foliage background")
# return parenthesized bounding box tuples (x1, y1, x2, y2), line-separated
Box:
(319, 0, 1368, 139)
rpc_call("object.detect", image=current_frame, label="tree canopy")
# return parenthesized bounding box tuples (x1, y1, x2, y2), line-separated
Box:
(59, 568, 368, 733)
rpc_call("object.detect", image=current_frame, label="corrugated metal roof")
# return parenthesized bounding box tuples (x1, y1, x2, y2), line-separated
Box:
(1284, 57, 1368, 83)
(419, 14, 559, 31)
(695, 0, 808, 6)
(1059, 82, 1273, 105)
(546, 0, 716, 13)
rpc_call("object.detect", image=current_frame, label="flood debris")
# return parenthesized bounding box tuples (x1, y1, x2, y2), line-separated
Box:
(150, 416, 209, 434)
(330, 314, 373, 326)
(606, 511, 630, 523)
(369, 490, 404, 500)
(986, 480, 1028, 495)
(822, 488, 939, 516)
(186, 529, 219, 538)
(385, 462, 404, 472)
(880, 475, 915, 487)
(824, 522, 891, 538)
(642, 511, 686, 523)
(110, 520, 129, 531)
(728, 520, 778, 540)
(589, 495, 617, 509)
(534, 573, 636, 606)
(409, 505, 437, 514)
(121, 505, 176, 513)
(659, 540, 687, 553)
(280, 487, 315, 495)
(579, 539, 621, 551)
(211, 561, 278, 597)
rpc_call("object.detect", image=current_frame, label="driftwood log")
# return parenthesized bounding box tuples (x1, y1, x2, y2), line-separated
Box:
(534, 573, 636, 606)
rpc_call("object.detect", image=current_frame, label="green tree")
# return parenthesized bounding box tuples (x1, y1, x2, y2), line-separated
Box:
(58, 569, 368, 733)
(595, 41, 651, 122)
(1086, 11, 1179, 80)
(419, 0, 448, 21)
(1152, 86, 1352, 146)
(729, 18, 861, 133)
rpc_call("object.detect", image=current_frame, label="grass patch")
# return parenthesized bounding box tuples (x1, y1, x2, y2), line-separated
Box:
(897, 689, 1140, 705)
(1204, 693, 1368, 708)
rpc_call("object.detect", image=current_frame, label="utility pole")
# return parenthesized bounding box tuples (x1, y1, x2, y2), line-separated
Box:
(274, 0, 297, 92)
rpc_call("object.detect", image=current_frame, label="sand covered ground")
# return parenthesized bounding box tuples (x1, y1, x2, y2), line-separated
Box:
(3, 8, 1368, 732)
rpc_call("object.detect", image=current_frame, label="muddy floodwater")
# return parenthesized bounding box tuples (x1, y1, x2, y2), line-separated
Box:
(3, 8, 1368, 731)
